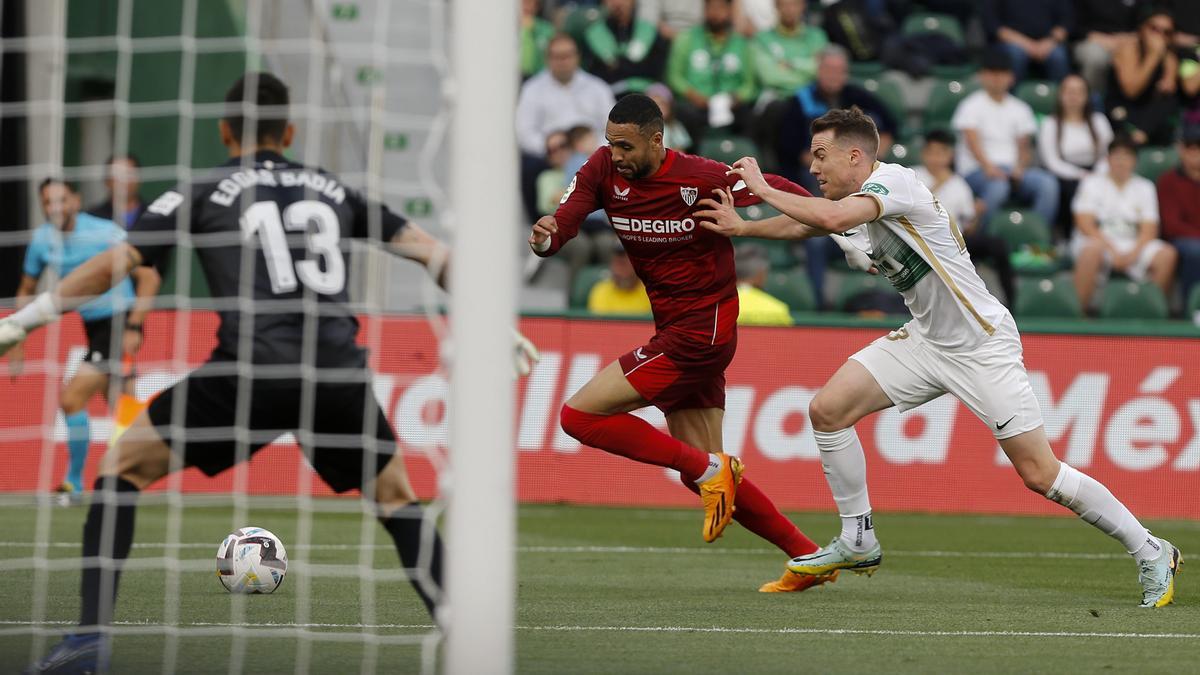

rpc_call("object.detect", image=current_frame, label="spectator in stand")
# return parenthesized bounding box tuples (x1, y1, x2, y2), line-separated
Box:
(982, 0, 1073, 83)
(667, 0, 757, 143)
(644, 82, 695, 151)
(535, 130, 573, 217)
(776, 45, 896, 192)
(1157, 127, 1200, 304)
(734, 244, 793, 326)
(1180, 42, 1200, 129)
(520, 0, 556, 79)
(1072, 0, 1140, 95)
(579, 0, 670, 94)
(517, 34, 616, 158)
(1037, 74, 1114, 239)
(735, 0, 779, 36)
(516, 34, 616, 218)
(915, 130, 1016, 307)
(87, 155, 143, 231)
(638, 0, 703, 40)
(1072, 135, 1177, 311)
(558, 126, 618, 277)
(587, 244, 653, 315)
(752, 0, 827, 100)
(953, 47, 1059, 226)
(1107, 8, 1179, 146)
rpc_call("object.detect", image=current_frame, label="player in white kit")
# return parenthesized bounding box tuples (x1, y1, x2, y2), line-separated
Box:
(694, 107, 1181, 607)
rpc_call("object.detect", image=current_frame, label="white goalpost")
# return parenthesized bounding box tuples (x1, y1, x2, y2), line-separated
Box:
(444, 0, 519, 672)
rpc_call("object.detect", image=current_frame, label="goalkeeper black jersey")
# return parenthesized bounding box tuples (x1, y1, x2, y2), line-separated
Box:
(130, 150, 409, 368)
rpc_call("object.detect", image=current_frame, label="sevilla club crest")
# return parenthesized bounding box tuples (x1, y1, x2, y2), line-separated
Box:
(680, 186, 698, 206)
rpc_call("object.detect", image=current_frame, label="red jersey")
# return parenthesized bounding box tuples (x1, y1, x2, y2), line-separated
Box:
(538, 147, 810, 347)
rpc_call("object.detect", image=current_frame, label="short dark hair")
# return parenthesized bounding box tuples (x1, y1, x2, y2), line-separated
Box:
(566, 124, 594, 146)
(923, 128, 955, 147)
(607, 94, 664, 136)
(38, 177, 76, 195)
(224, 72, 290, 144)
(1108, 134, 1139, 156)
(810, 106, 880, 156)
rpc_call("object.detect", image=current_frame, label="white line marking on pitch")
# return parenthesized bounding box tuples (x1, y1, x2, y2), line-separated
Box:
(0, 542, 1128, 560)
(0, 620, 1196, 640)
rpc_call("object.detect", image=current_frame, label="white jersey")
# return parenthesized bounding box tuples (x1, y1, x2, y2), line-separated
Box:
(850, 162, 1010, 351)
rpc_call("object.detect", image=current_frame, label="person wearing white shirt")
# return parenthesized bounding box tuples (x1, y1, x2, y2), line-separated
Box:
(1071, 135, 1178, 311)
(952, 47, 1058, 226)
(914, 129, 1015, 306)
(515, 34, 617, 157)
(1037, 74, 1114, 238)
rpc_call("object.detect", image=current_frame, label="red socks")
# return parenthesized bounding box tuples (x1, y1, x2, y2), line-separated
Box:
(559, 405, 710, 480)
(561, 404, 819, 559)
(678, 476, 818, 558)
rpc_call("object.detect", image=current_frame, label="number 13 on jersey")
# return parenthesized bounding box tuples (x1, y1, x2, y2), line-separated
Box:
(240, 200, 346, 295)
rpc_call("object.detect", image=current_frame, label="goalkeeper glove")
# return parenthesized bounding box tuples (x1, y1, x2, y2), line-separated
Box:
(830, 228, 876, 274)
(513, 329, 540, 377)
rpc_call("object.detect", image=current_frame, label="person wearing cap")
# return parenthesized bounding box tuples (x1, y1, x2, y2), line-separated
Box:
(1156, 126, 1200, 303)
(952, 46, 1058, 226)
(586, 243, 653, 316)
(734, 244, 793, 326)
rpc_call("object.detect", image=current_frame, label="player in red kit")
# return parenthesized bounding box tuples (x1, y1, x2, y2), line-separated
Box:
(529, 94, 834, 592)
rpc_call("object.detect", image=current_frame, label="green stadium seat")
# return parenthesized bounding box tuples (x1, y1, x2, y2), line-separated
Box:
(1015, 80, 1058, 117)
(885, 139, 922, 167)
(901, 12, 966, 46)
(924, 78, 976, 130)
(860, 77, 907, 139)
(1015, 276, 1082, 318)
(1189, 285, 1200, 317)
(569, 264, 608, 309)
(931, 63, 978, 80)
(835, 272, 896, 311)
(763, 268, 817, 312)
(1136, 146, 1179, 182)
(848, 60, 886, 80)
(698, 134, 758, 166)
(1099, 280, 1169, 320)
(988, 210, 1051, 250)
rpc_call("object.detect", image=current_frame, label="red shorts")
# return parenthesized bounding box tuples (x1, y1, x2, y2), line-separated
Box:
(618, 332, 738, 415)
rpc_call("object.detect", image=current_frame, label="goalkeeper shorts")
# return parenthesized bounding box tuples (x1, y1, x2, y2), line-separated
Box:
(145, 359, 398, 493)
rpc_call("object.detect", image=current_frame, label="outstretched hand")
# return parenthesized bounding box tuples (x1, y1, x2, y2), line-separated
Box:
(726, 156, 769, 195)
(694, 188, 744, 238)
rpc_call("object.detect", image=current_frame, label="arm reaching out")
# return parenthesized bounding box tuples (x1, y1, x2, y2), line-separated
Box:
(725, 156, 881, 233)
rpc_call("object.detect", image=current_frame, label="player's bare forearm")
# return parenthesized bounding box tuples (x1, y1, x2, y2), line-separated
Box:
(757, 186, 873, 234)
(743, 214, 824, 240)
(128, 266, 160, 325)
(56, 243, 142, 313)
(387, 224, 450, 289)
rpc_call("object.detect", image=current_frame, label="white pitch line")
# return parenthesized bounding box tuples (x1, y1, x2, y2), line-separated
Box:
(0, 542, 1128, 560)
(0, 620, 1195, 640)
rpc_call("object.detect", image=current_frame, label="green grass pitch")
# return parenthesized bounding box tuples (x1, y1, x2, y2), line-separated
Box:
(0, 499, 1195, 673)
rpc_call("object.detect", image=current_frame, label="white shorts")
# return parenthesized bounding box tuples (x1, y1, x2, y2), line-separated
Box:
(1069, 235, 1167, 283)
(849, 317, 1044, 440)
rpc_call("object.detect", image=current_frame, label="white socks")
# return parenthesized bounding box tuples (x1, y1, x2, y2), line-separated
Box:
(693, 454, 722, 484)
(814, 428, 876, 552)
(1045, 462, 1158, 563)
(11, 292, 60, 331)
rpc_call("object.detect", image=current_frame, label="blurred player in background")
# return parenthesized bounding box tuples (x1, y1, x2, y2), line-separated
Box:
(697, 107, 1182, 608)
(3, 72, 538, 674)
(11, 178, 159, 504)
(530, 94, 867, 592)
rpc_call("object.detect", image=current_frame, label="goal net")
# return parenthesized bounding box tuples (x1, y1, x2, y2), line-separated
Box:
(0, 1, 517, 673)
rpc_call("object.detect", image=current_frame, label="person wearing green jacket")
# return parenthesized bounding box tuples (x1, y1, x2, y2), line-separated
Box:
(752, 0, 828, 99)
(580, 0, 669, 94)
(521, 0, 556, 79)
(667, 0, 757, 141)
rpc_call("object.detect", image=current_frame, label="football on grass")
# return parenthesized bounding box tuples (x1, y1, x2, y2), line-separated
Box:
(216, 527, 288, 594)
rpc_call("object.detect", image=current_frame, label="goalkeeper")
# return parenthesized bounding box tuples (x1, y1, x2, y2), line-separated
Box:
(9, 72, 538, 673)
